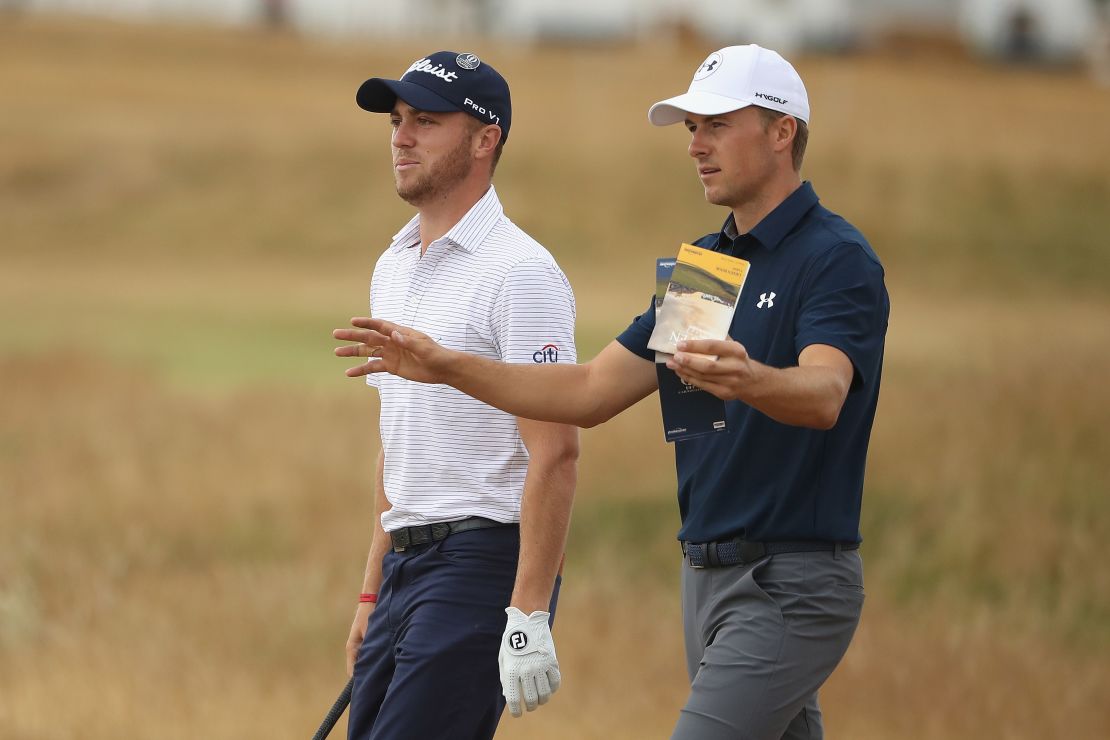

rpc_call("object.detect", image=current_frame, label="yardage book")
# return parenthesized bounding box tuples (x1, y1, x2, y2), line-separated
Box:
(647, 243, 751, 358)
(653, 257, 728, 443)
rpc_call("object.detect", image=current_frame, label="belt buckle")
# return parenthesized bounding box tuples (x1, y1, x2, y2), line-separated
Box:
(391, 527, 411, 552)
(685, 542, 707, 569)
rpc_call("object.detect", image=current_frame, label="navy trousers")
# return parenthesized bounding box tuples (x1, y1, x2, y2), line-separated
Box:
(348, 525, 561, 740)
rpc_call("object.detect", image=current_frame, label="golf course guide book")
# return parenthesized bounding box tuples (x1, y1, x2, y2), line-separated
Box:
(648, 243, 751, 357)
(653, 256, 730, 443)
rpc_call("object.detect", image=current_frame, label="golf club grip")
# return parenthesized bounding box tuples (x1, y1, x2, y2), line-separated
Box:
(312, 677, 354, 740)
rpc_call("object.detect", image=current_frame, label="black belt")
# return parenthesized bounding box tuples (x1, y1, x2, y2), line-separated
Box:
(389, 516, 509, 552)
(681, 539, 859, 568)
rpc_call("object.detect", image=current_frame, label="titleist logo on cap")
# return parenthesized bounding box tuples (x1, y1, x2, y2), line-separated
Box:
(406, 58, 458, 83)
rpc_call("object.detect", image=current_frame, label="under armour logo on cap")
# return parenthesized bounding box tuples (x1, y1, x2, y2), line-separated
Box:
(509, 631, 528, 650)
(693, 52, 723, 81)
(648, 45, 810, 126)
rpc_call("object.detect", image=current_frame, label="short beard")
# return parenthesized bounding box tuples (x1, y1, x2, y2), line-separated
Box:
(395, 134, 474, 206)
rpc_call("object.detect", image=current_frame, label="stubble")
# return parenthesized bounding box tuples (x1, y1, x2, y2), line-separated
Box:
(395, 133, 474, 206)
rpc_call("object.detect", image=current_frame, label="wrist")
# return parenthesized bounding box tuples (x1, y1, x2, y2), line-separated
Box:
(510, 581, 556, 615)
(359, 593, 378, 604)
(438, 348, 466, 387)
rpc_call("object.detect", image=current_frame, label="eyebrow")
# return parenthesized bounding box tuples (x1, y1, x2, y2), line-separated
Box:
(684, 115, 725, 126)
(390, 106, 432, 116)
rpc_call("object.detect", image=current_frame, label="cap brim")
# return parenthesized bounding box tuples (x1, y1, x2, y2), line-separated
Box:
(647, 91, 754, 126)
(356, 78, 458, 114)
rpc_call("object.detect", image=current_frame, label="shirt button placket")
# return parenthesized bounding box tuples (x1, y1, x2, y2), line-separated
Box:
(402, 242, 442, 325)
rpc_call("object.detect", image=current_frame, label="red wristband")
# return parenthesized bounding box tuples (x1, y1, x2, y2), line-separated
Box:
(359, 593, 378, 604)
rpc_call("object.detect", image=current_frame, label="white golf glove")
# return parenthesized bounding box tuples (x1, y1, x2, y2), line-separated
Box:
(498, 606, 561, 717)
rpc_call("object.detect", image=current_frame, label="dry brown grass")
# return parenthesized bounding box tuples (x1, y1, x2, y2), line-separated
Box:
(2, 15, 1109, 740)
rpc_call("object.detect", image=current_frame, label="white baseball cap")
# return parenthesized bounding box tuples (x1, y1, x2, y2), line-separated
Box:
(648, 45, 810, 126)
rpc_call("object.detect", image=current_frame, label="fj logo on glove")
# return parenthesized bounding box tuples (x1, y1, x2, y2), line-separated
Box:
(508, 631, 528, 650)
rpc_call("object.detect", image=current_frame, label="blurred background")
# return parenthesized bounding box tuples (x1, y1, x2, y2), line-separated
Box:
(2, 1, 1109, 738)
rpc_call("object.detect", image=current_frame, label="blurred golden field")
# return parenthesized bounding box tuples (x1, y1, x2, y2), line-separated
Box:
(2, 15, 1110, 739)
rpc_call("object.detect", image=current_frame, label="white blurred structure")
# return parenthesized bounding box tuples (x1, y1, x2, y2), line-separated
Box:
(495, 0, 859, 53)
(960, 0, 1098, 61)
(9, 0, 261, 26)
(5, 0, 1106, 63)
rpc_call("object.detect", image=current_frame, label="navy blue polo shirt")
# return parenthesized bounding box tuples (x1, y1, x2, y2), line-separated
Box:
(617, 182, 889, 544)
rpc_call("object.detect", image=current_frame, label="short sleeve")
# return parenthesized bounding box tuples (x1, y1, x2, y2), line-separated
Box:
(795, 242, 889, 390)
(492, 258, 577, 366)
(615, 293, 658, 361)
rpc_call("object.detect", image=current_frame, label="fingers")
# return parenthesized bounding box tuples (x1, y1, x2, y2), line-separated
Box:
(534, 670, 552, 706)
(506, 679, 524, 718)
(677, 337, 746, 358)
(521, 674, 540, 713)
(334, 344, 385, 358)
(667, 353, 714, 375)
(345, 634, 362, 678)
(350, 316, 401, 336)
(333, 327, 390, 348)
(333, 325, 394, 377)
(547, 664, 561, 695)
(344, 361, 390, 378)
(669, 337, 749, 376)
(502, 662, 559, 717)
(672, 338, 748, 372)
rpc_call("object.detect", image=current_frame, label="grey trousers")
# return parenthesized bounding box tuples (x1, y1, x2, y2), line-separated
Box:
(672, 549, 864, 740)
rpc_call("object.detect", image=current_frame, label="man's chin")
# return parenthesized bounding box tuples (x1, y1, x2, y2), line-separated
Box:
(396, 182, 433, 206)
(703, 187, 728, 207)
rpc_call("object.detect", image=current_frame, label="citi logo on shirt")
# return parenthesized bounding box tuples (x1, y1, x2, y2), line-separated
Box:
(533, 344, 559, 363)
(757, 292, 776, 308)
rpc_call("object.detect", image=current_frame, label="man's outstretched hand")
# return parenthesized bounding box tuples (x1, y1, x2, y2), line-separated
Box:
(333, 317, 453, 384)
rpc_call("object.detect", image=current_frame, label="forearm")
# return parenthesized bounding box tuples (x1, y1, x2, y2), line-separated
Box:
(360, 449, 391, 594)
(338, 321, 658, 426)
(444, 352, 612, 427)
(510, 428, 579, 613)
(741, 361, 848, 429)
(671, 341, 852, 430)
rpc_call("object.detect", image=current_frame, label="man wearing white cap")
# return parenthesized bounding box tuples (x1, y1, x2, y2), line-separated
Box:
(336, 44, 889, 739)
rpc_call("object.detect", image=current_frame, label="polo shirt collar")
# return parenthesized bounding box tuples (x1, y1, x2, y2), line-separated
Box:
(719, 180, 820, 252)
(388, 185, 504, 254)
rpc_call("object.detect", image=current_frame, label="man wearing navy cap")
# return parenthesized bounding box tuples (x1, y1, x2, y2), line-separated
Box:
(337, 44, 889, 740)
(340, 51, 579, 740)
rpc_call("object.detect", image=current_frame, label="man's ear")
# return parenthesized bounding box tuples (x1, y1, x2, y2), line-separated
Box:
(474, 124, 502, 160)
(772, 115, 797, 155)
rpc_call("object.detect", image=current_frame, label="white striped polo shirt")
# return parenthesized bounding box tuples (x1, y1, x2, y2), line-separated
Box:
(366, 186, 577, 531)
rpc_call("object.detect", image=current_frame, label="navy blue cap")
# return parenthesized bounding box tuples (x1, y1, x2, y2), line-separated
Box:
(356, 51, 512, 142)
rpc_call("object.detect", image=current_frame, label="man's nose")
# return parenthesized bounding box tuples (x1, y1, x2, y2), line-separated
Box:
(392, 121, 415, 148)
(688, 129, 708, 158)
